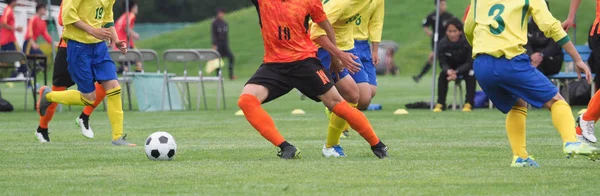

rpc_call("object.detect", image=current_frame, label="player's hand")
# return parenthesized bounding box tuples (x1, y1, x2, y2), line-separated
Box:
(562, 18, 576, 31)
(132, 32, 140, 40)
(575, 60, 592, 84)
(372, 52, 380, 66)
(335, 51, 361, 74)
(31, 42, 40, 49)
(114, 40, 128, 54)
(212, 45, 218, 50)
(15, 26, 23, 32)
(90, 28, 112, 40)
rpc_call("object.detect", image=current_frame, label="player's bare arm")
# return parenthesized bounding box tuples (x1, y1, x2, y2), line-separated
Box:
(109, 26, 127, 53)
(73, 21, 111, 40)
(563, 0, 581, 31)
(371, 42, 380, 65)
(563, 41, 592, 83)
(314, 20, 360, 73)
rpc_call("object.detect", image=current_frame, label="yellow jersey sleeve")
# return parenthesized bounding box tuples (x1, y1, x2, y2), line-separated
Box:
(464, 2, 475, 46)
(62, 0, 82, 26)
(310, 0, 344, 41)
(529, 0, 570, 45)
(103, 0, 115, 27)
(368, 0, 384, 42)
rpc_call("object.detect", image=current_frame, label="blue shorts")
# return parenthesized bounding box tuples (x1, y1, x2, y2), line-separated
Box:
(474, 54, 558, 113)
(354, 40, 377, 86)
(66, 40, 117, 93)
(317, 48, 368, 83)
(22, 40, 43, 55)
(0, 42, 17, 51)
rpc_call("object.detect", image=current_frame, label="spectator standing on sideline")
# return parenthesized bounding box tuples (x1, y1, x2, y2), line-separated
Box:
(526, 16, 563, 76)
(115, 0, 142, 72)
(23, 3, 52, 56)
(413, 0, 455, 83)
(212, 8, 236, 80)
(1, 0, 23, 77)
(433, 19, 475, 112)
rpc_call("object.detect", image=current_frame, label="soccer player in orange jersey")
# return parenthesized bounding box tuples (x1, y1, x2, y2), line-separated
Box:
(240, 0, 387, 159)
(563, 0, 600, 143)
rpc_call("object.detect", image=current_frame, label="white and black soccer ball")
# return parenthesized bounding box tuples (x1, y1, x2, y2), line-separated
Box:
(145, 132, 177, 161)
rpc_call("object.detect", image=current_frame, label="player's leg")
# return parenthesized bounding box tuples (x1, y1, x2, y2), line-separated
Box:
(239, 63, 297, 159)
(353, 42, 375, 110)
(434, 71, 449, 112)
(291, 58, 386, 158)
(577, 32, 600, 143)
(413, 52, 434, 83)
(463, 72, 476, 112)
(76, 83, 107, 139)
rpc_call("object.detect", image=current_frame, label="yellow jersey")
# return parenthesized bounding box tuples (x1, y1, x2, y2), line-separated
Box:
(464, 0, 569, 59)
(311, 0, 370, 51)
(353, 0, 385, 42)
(62, 0, 116, 44)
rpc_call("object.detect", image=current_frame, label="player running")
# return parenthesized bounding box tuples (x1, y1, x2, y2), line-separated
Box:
(563, 0, 600, 143)
(465, 0, 599, 167)
(37, 0, 135, 146)
(353, 0, 384, 110)
(35, 1, 109, 143)
(310, 0, 375, 158)
(241, 0, 387, 159)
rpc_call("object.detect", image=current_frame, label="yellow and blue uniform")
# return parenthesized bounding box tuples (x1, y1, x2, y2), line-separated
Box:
(62, 0, 117, 94)
(311, 0, 370, 83)
(353, 0, 384, 86)
(464, 0, 568, 113)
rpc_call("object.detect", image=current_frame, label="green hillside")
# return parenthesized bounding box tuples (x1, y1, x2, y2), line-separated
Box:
(137, 0, 597, 78)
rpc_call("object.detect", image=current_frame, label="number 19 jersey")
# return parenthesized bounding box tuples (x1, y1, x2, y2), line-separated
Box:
(252, 0, 328, 63)
(464, 0, 569, 59)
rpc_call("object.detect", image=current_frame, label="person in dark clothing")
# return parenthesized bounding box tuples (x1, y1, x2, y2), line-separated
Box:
(525, 6, 563, 76)
(413, 0, 456, 83)
(433, 19, 476, 112)
(212, 8, 236, 80)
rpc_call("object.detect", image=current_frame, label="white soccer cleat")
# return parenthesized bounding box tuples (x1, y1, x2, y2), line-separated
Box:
(322, 144, 346, 157)
(76, 117, 94, 139)
(577, 115, 597, 143)
(35, 131, 49, 143)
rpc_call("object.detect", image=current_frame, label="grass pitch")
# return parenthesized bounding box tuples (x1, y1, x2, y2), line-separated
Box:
(1, 76, 600, 195)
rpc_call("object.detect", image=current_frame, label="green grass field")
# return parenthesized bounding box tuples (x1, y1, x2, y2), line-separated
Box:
(1, 76, 600, 195)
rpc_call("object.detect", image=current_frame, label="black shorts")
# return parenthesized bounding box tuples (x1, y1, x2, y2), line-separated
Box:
(246, 57, 334, 103)
(53, 46, 76, 87)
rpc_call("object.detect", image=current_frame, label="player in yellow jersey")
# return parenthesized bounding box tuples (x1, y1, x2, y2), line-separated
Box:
(36, 0, 135, 146)
(353, 0, 384, 110)
(311, 0, 386, 158)
(465, 0, 599, 167)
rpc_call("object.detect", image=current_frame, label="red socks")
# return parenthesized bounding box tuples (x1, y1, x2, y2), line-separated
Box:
(238, 94, 285, 146)
(332, 101, 380, 146)
(39, 86, 66, 129)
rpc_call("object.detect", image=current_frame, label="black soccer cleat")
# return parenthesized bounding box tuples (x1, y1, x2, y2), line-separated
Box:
(371, 141, 388, 159)
(277, 145, 301, 159)
(35, 127, 50, 143)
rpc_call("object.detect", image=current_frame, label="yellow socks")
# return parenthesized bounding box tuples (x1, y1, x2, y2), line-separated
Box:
(325, 102, 357, 148)
(551, 100, 577, 142)
(106, 87, 124, 140)
(506, 106, 528, 159)
(46, 90, 93, 106)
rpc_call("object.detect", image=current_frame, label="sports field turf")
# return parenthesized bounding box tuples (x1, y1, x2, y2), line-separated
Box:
(1, 76, 600, 195)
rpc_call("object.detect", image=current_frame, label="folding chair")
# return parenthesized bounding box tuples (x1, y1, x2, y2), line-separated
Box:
(109, 50, 143, 111)
(0, 51, 32, 110)
(138, 49, 161, 73)
(162, 49, 204, 111)
(195, 49, 226, 110)
(451, 79, 464, 111)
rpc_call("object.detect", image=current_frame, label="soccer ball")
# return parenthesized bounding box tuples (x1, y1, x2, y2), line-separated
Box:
(144, 132, 177, 161)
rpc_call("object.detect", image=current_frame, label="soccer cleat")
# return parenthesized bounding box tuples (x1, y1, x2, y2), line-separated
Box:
(36, 86, 52, 117)
(510, 156, 540, 167)
(462, 103, 473, 112)
(35, 128, 50, 143)
(563, 142, 600, 160)
(371, 141, 388, 159)
(322, 144, 346, 157)
(277, 145, 300, 159)
(576, 115, 597, 143)
(433, 103, 444, 112)
(412, 76, 421, 83)
(112, 134, 136, 146)
(75, 117, 94, 139)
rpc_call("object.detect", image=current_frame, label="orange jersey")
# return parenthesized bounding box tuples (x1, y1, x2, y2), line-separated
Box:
(58, 1, 67, 48)
(0, 6, 16, 45)
(115, 12, 136, 47)
(592, 0, 600, 35)
(251, 0, 327, 63)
